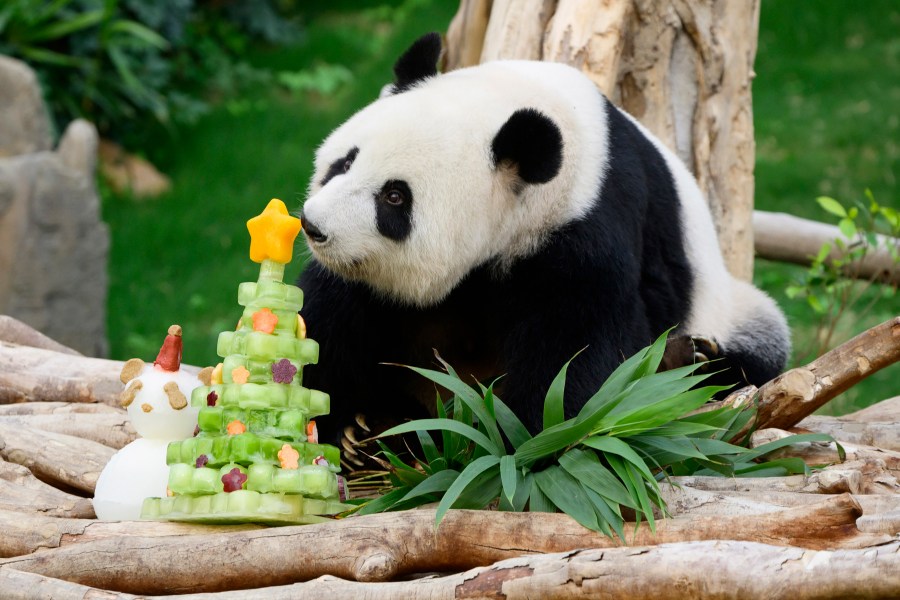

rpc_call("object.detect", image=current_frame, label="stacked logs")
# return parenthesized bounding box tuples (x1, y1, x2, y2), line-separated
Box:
(0, 314, 898, 598)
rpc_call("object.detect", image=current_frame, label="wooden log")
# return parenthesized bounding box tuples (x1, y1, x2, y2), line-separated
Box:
(0, 422, 114, 493)
(0, 460, 95, 519)
(841, 396, 900, 422)
(796, 416, 900, 452)
(0, 315, 80, 355)
(754, 211, 900, 285)
(0, 401, 120, 416)
(0, 341, 125, 406)
(0, 411, 135, 449)
(671, 470, 862, 495)
(2, 541, 900, 600)
(0, 495, 878, 594)
(751, 428, 900, 476)
(710, 317, 900, 438)
(0, 341, 201, 406)
(0, 569, 138, 600)
(0, 509, 260, 558)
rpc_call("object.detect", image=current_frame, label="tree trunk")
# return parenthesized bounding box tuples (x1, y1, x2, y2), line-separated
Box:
(446, 0, 760, 280)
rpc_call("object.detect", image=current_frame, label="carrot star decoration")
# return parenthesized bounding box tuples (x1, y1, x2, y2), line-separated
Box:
(278, 444, 300, 470)
(252, 307, 278, 334)
(226, 419, 246, 435)
(231, 365, 250, 384)
(246, 198, 302, 264)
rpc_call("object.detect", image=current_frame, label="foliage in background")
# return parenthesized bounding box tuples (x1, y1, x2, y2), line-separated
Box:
(785, 191, 900, 363)
(753, 2, 899, 411)
(359, 333, 830, 537)
(0, 0, 305, 145)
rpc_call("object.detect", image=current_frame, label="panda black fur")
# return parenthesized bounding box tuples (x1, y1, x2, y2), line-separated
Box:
(298, 33, 790, 444)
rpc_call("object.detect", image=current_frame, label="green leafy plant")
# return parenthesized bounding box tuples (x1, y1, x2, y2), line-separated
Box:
(786, 190, 900, 360)
(0, 0, 302, 144)
(356, 332, 832, 539)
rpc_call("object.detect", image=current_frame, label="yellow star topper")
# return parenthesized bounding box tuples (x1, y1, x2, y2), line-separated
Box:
(246, 199, 302, 264)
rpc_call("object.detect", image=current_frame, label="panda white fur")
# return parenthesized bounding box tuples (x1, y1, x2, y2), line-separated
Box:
(298, 33, 790, 443)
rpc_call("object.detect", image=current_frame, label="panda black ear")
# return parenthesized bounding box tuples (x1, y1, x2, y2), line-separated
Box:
(391, 32, 442, 94)
(491, 108, 563, 185)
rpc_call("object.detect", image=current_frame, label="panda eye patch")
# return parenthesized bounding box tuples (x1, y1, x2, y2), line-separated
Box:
(319, 147, 359, 186)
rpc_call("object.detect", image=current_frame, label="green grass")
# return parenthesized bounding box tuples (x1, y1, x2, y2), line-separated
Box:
(102, 1, 897, 413)
(752, 1, 899, 413)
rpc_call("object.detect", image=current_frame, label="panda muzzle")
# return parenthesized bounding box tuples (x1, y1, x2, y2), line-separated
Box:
(300, 214, 328, 244)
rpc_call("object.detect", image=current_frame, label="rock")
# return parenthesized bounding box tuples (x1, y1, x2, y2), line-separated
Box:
(57, 119, 99, 178)
(0, 152, 110, 356)
(0, 60, 109, 356)
(0, 56, 53, 158)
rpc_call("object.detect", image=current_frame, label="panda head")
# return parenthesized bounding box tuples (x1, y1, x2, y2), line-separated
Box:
(301, 33, 606, 306)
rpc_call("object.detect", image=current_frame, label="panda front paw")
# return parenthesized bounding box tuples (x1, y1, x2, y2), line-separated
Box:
(690, 335, 720, 368)
(661, 334, 720, 372)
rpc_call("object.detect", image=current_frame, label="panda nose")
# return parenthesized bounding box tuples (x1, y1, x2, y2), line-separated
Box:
(301, 213, 328, 243)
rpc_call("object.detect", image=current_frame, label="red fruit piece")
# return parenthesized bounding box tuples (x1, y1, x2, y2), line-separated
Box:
(222, 468, 247, 492)
(196, 454, 208, 468)
(207, 391, 218, 407)
(271, 358, 297, 384)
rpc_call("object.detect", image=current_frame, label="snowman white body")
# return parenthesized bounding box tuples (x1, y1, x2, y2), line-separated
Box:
(93, 358, 201, 520)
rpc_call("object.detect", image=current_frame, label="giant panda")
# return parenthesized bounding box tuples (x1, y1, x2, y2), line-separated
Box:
(297, 33, 790, 453)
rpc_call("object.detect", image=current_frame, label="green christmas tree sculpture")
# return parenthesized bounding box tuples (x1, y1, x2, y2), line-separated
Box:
(141, 199, 350, 524)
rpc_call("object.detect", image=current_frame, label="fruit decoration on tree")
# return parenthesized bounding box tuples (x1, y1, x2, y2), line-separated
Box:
(141, 199, 350, 524)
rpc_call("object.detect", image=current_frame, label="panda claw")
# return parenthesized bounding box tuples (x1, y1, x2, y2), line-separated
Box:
(343, 425, 360, 447)
(693, 352, 709, 364)
(355, 413, 371, 433)
(691, 336, 720, 358)
(341, 436, 359, 456)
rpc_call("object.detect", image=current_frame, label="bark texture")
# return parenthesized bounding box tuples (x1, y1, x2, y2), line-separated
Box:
(446, 0, 761, 279)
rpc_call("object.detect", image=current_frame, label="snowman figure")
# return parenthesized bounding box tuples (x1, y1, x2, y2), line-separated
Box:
(93, 325, 201, 520)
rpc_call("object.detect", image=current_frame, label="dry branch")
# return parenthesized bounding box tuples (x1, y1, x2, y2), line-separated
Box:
(0, 495, 878, 594)
(797, 416, 900, 452)
(0, 411, 135, 449)
(0, 460, 95, 519)
(0, 315, 80, 355)
(0, 341, 126, 406)
(840, 396, 900, 422)
(703, 317, 900, 438)
(0, 401, 120, 416)
(3, 541, 900, 600)
(0, 509, 259, 558)
(671, 470, 861, 495)
(754, 211, 900, 285)
(0, 341, 201, 406)
(0, 422, 114, 493)
(751, 428, 900, 475)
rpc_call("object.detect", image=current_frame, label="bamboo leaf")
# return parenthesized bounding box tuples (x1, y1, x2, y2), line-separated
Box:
(435, 455, 500, 526)
(534, 466, 600, 532)
(416, 429, 440, 465)
(106, 19, 169, 49)
(581, 436, 655, 482)
(380, 418, 502, 457)
(493, 394, 532, 449)
(742, 433, 837, 462)
(558, 448, 638, 509)
(398, 469, 460, 503)
(355, 488, 410, 516)
(543, 352, 580, 430)
(514, 417, 594, 467)
(528, 474, 555, 513)
(583, 484, 624, 541)
(500, 455, 518, 507)
(405, 366, 504, 453)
